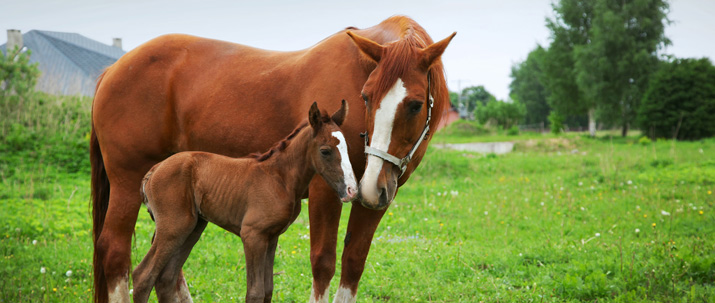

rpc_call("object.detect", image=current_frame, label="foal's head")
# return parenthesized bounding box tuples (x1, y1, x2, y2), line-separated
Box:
(307, 100, 358, 202)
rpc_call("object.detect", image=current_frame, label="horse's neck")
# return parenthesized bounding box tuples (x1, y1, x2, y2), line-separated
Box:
(260, 129, 314, 198)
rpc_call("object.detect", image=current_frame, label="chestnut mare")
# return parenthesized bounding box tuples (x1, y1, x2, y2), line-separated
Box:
(134, 102, 356, 303)
(91, 15, 455, 303)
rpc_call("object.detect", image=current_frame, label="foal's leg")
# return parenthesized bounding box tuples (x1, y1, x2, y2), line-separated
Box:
(241, 231, 270, 303)
(132, 213, 198, 303)
(155, 218, 208, 302)
(262, 236, 280, 303)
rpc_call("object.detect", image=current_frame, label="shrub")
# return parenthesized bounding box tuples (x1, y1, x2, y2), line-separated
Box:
(549, 111, 564, 134)
(638, 136, 652, 145)
(507, 125, 519, 136)
(638, 58, 715, 140)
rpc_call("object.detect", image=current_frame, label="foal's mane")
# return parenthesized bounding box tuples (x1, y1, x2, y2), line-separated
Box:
(369, 16, 451, 133)
(250, 110, 333, 162)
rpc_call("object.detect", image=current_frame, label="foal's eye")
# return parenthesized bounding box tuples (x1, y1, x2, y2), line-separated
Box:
(407, 101, 423, 114)
(362, 93, 369, 105)
(320, 147, 332, 156)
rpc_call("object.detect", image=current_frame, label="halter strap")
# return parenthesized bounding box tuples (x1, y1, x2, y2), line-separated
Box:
(363, 74, 434, 177)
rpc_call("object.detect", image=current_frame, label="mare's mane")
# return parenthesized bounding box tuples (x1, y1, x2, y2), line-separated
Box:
(250, 110, 333, 162)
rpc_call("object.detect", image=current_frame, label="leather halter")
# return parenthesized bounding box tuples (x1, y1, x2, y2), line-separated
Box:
(362, 75, 434, 177)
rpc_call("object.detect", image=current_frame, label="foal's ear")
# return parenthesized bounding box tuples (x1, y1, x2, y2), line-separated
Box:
(331, 100, 348, 127)
(347, 31, 383, 63)
(420, 32, 457, 69)
(309, 102, 323, 130)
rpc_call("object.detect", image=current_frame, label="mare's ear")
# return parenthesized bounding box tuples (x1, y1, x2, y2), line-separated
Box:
(420, 32, 457, 69)
(331, 100, 348, 127)
(347, 31, 383, 63)
(309, 102, 323, 131)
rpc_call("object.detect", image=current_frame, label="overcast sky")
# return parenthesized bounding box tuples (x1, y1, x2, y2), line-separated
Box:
(1, 0, 713, 100)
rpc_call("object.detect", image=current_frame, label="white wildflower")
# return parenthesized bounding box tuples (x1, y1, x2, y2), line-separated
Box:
(578, 182, 583, 186)
(661, 210, 670, 216)
(484, 211, 488, 216)
(635, 228, 640, 233)
(32, 240, 37, 245)
(129, 289, 134, 295)
(627, 180, 633, 185)
(40, 267, 46, 274)
(595, 233, 601, 237)
(66, 270, 72, 277)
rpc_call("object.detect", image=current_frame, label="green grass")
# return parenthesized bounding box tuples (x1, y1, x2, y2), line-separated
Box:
(1, 99, 714, 302)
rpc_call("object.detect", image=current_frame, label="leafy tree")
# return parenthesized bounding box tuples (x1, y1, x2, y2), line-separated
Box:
(510, 45, 550, 126)
(543, 0, 595, 135)
(575, 0, 670, 137)
(638, 58, 715, 140)
(449, 91, 459, 107)
(475, 100, 525, 129)
(1, 46, 39, 115)
(452, 85, 496, 120)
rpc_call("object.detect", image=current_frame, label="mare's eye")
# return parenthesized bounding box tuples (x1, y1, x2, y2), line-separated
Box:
(408, 101, 423, 114)
(362, 93, 369, 105)
(320, 147, 332, 156)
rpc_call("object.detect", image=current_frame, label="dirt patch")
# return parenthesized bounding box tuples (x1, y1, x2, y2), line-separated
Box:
(515, 137, 580, 153)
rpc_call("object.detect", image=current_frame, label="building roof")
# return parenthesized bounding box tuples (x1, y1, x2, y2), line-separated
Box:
(1, 30, 125, 96)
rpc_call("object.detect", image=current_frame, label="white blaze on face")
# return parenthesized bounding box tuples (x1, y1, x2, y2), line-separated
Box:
(332, 131, 357, 193)
(360, 78, 407, 203)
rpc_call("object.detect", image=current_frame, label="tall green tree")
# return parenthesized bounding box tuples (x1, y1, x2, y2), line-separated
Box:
(575, 0, 670, 136)
(543, 0, 596, 135)
(510, 45, 550, 126)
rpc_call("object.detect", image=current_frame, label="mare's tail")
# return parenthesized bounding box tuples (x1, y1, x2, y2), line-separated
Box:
(91, 72, 110, 303)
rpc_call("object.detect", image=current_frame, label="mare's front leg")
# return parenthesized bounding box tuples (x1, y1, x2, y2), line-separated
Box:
(334, 203, 386, 303)
(241, 230, 270, 303)
(307, 176, 343, 303)
(262, 236, 280, 303)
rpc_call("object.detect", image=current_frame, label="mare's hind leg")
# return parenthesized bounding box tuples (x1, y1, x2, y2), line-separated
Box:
(95, 170, 146, 303)
(154, 218, 208, 302)
(132, 212, 198, 303)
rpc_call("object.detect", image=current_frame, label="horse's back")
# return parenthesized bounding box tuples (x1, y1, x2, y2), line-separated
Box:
(92, 33, 332, 166)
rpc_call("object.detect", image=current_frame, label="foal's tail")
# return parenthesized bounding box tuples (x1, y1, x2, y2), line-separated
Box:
(91, 70, 110, 303)
(91, 126, 110, 303)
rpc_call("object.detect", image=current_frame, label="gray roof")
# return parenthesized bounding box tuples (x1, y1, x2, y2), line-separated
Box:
(1, 30, 125, 96)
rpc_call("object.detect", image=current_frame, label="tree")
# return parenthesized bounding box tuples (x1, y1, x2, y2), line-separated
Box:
(1, 46, 40, 120)
(543, 0, 595, 136)
(475, 99, 525, 129)
(575, 0, 670, 137)
(638, 58, 715, 140)
(510, 45, 550, 126)
(453, 85, 496, 120)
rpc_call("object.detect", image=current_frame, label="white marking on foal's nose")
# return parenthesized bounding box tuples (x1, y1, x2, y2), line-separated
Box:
(332, 131, 357, 196)
(360, 78, 406, 202)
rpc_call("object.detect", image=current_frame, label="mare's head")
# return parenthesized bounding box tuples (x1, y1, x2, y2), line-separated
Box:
(307, 100, 358, 202)
(347, 29, 456, 210)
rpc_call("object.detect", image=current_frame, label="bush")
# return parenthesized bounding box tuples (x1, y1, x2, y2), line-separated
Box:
(549, 111, 565, 134)
(638, 58, 715, 140)
(507, 125, 519, 136)
(638, 136, 652, 145)
(475, 100, 525, 129)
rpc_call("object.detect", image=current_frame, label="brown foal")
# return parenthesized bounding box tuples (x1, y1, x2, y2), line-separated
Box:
(132, 101, 357, 303)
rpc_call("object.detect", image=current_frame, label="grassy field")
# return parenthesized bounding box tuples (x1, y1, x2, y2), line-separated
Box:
(1, 98, 714, 302)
